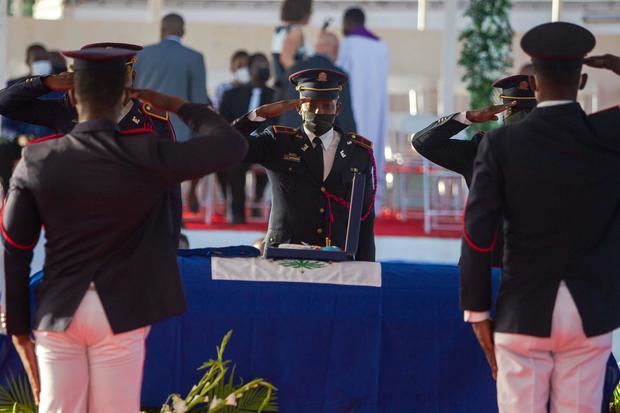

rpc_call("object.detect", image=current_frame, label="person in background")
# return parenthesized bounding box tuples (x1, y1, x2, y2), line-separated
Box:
(219, 53, 275, 224)
(213, 50, 250, 111)
(134, 13, 210, 213)
(0, 43, 60, 193)
(461, 22, 620, 413)
(2, 44, 56, 141)
(279, 31, 357, 134)
(337, 6, 389, 212)
(272, 0, 312, 91)
(2, 46, 246, 413)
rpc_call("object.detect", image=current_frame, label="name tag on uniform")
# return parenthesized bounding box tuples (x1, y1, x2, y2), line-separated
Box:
(283, 152, 301, 162)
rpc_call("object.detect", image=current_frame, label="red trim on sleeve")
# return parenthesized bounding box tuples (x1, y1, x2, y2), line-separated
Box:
(119, 128, 155, 136)
(1, 224, 36, 250)
(166, 120, 176, 142)
(28, 133, 65, 145)
(462, 200, 497, 253)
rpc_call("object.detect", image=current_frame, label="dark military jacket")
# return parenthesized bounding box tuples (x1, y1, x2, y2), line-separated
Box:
(1, 104, 247, 335)
(461, 103, 620, 337)
(0, 75, 182, 237)
(234, 113, 376, 261)
(411, 113, 503, 268)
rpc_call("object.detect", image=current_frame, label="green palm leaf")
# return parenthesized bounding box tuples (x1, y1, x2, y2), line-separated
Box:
(0, 372, 36, 413)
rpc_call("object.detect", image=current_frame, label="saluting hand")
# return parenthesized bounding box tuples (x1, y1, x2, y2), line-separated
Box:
(471, 320, 498, 380)
(126, 88, 189, 114)
(584, 54, 620, 76)
(255, 99, 310, 119)
(12, 335, 40, 405)
(43, 72, 74, 91)
(466, 101, 517, 123)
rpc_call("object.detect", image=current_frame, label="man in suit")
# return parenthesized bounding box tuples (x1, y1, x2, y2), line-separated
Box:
(219, 53, 275, 224)
(2, 47, 246, 412)
(232, 69, 376, 261)
(134, 13, 210, 212)
(461, 22, 620, 412)
(0, 42, 185, 246)
(279, 32, 357, 134)
(411, 75, 534, 266)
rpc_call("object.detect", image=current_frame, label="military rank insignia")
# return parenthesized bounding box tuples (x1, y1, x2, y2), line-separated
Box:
(283, 152, 301, 162)
(141, 103, 169, 121)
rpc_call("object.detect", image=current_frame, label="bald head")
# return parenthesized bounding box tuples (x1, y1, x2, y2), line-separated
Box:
(314, 32, 339, 63)
(161, 13, 185, 38)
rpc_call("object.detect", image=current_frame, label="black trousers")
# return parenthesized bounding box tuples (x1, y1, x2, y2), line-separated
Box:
(217, 164, 268, 224)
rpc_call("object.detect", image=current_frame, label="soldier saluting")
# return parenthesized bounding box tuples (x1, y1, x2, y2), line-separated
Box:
(0, 42, 185, 246)
(233, 69, 376, 261)
(1, 47, 246, 412)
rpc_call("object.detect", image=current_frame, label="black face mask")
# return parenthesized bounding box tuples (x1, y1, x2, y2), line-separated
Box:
(302, 112, 336, 136)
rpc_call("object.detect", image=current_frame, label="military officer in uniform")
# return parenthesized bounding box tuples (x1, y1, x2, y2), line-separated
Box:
(233, 69, 376, 261)
(411, 75, 535, 188)
(2, 47, 247, 412)
(461, 22, 620, 412)
(411, 76, 535, 267)
(0, 42, 185, 244)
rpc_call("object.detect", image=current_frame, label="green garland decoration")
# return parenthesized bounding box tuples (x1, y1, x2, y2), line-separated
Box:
(458, 0, 514, 135)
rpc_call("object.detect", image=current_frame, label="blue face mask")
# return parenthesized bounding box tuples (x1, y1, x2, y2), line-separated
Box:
(31, 60, 52, 76)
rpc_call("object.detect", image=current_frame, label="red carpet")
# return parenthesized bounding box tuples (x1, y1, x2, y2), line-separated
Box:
(183, 210, 461, 238)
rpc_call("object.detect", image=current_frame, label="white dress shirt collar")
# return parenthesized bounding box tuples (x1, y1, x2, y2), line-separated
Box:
(164, 35, 182, 44)
(536, 100, 574, 108)
(116, 100, 134, 123)
(304, 127, 335, 149)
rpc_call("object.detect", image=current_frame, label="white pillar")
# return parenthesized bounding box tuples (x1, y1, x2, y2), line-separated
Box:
(0, 0, 7, 86)
(551, 0, 563, 22)
(417, 0, 427, 31)
(147, 0, 163, 22)
(439, 0, 458, 114)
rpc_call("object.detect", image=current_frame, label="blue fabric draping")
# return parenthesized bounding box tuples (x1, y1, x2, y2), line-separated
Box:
(0, 247, 617, 413)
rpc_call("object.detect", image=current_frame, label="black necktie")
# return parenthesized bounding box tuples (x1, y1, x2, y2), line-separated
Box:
(312, 137, 324, 181)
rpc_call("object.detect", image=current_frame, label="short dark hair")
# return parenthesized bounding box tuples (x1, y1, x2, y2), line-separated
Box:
(344, 7, 365, 27)
(231, 50, 249, 63)
(280, 0, 312, 22)
(248, 52, 269, 70)
(532, 59, 583, 86)
(26, 43, 47, 63)
(75, 69, 126, 112)
(161, 13, 185, 36)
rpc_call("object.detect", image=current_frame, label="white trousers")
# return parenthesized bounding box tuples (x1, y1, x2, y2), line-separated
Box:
(34, 288, 149, 413)
(494, 282, 612, 413)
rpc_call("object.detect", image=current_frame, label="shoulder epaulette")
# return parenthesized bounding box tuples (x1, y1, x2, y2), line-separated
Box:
(28, 133, 64, 145)
(348, 133, 373, 150)
(141, 102, 169, 121)
(272, 125, 298, 135)
(119, 128, 155, 136)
